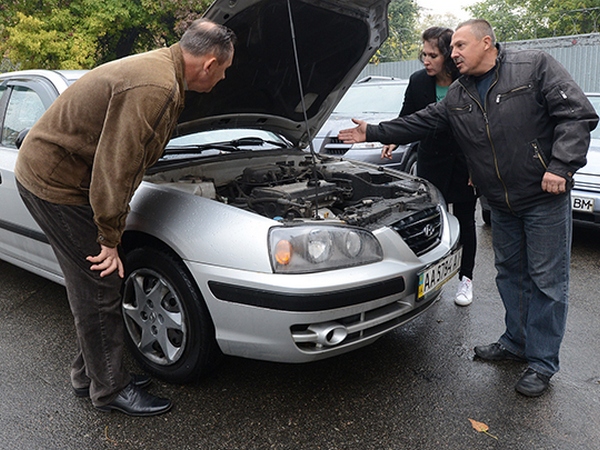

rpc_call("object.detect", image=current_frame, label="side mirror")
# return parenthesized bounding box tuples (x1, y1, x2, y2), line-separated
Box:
(15, 128, 30, 149)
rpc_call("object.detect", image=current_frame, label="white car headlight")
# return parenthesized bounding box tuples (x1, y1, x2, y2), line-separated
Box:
(269, 225, 383, 273)
(347, 142, 383, 150)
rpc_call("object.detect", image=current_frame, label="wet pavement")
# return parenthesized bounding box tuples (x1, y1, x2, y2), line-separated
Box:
(1, 211, 599, 449)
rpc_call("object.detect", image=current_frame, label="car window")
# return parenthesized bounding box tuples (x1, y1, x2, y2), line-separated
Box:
(333, 83, 408, 115)
(1, 86, 46, 148)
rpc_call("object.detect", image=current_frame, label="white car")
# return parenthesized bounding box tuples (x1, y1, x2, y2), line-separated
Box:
(0, 0, 460, 382)
(571, 93, 600, 227)
(313, 76, 419, 174)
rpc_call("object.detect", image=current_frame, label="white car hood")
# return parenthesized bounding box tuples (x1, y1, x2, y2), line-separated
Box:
(175, 0, 390, 148)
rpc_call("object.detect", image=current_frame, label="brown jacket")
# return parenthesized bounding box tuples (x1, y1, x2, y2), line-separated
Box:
(16, 44, 186, 247)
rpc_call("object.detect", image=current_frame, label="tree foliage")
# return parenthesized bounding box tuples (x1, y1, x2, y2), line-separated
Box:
(0, 0, 212, 70)
(376, 0, 420, 62)
(467, 0, 600, 41)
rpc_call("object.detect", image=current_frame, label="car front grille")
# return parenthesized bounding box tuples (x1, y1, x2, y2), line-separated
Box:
(390, 206, 442, 256)
(291, 293, 438, 352)
(320, 137, 350, 156)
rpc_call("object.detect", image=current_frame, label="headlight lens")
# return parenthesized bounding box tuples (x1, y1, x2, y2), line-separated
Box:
(269, 225, 383, 273)
(306, 229, 333, 263)
(348, 142, 383, 150)
(343, 230, 362, 258)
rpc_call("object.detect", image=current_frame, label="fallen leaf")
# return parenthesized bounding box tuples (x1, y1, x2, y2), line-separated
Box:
(468, 418, 489, 432)
(468, 418, 498, 440)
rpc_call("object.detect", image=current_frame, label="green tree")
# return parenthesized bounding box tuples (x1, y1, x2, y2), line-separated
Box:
(467, 0, 600, 41)
(377, 0, 420, 62)
(1, 0, 212, 70)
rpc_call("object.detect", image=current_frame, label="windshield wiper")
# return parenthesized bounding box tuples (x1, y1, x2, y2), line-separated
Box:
(163, 137, 287, 155)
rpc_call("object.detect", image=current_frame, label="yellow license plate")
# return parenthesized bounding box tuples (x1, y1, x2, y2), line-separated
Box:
(418, 247, 462, 299)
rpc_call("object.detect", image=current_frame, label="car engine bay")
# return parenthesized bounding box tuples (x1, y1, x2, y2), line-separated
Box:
(148, 153, 444, 255)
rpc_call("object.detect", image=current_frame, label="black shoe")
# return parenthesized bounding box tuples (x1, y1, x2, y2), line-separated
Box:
(74, 373, 152, 398)
(474, 342, 527, 362)
(515, 368, 551, 397)
(95, 382, 172, 417)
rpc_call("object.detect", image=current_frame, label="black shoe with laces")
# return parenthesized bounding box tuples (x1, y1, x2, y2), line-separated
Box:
(95, 382, 172, 417)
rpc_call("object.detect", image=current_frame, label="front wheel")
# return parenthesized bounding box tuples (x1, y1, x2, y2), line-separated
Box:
(403, 151, 418, 176)
(122, 247, 221, 383)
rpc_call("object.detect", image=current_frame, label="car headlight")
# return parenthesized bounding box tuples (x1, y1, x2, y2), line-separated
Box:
(269, 225, 383, 273)
(347, 142, 383, 150)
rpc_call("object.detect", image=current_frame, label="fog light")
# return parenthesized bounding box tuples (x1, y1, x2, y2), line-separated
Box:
(308, 322, 348, 346)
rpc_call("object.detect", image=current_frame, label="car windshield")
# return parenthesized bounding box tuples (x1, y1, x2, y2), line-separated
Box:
(161, 128, 290, 162)
(167, 128, 287, 148)
(332, 81, 407, 114)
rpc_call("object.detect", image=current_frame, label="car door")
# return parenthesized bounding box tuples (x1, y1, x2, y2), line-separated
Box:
(0, 76, 63, 282)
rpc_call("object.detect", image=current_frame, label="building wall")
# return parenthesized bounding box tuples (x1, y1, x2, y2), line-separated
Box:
(358, 33, 600, 92)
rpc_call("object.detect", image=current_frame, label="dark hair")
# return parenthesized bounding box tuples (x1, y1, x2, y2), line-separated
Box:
(456, 19, 496, 46)
(418, 26, 459, 80)
(179, 18, 237, 64)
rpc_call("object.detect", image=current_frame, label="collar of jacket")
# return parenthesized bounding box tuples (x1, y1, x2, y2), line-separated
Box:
(169, 43, 186, 101)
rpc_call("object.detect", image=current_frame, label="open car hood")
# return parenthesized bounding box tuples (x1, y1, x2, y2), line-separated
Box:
(175, 0, 390, 148)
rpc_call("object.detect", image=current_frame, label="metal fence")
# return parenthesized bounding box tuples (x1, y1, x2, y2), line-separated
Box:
(358, 33, 600, 93)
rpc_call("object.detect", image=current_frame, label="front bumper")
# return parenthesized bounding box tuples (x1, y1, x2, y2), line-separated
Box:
(186, 246, 456, 363)
(572, 188, 600, 227)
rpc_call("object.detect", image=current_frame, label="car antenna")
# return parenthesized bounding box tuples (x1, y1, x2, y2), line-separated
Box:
(286, 0, 321, 219)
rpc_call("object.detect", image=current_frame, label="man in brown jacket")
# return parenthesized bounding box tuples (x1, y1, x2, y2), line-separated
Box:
(15, 19, 236, 416)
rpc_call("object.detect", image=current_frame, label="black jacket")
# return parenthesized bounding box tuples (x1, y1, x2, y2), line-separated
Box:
(367, 45, 599, 213)
(400, 69, 475, 203)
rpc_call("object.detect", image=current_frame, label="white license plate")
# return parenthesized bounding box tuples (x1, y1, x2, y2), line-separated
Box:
(418, 247, 463, 299)
(572, 195, 595, 212)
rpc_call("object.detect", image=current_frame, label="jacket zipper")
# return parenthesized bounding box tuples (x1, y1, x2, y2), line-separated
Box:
(532, 141, 548, 169)
(495, 84, 532, 104)
(460, 71, 513, 211)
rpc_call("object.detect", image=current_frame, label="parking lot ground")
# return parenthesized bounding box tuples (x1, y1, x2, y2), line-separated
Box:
(1, 216, 599, 449)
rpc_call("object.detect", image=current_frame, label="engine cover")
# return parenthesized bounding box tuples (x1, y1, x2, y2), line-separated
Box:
(249, 180, 340, 219)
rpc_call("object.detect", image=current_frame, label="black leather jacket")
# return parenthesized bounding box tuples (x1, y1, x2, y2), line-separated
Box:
(367, 45, 599, 212)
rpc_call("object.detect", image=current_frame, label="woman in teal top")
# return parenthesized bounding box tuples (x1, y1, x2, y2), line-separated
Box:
(383, 27, 477, 306)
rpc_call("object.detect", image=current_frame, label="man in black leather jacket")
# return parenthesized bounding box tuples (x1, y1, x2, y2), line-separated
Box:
(339, 19, 598, 397)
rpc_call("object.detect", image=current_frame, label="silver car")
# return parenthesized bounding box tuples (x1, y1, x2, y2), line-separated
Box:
(313, 76, 418, 174)
(0, 0, 460, 383)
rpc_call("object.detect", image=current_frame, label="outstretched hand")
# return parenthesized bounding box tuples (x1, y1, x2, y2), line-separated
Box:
(338, 118, 368, 144)
(87, 244, 124, 278)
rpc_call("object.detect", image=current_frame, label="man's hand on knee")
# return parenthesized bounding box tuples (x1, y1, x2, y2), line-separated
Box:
(87, 245, 124, 278)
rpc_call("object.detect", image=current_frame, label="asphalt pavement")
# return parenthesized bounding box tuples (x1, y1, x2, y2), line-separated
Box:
(1, 208, 599, 450)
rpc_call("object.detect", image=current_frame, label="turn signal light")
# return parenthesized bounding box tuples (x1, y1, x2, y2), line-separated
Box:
(274, 239, 292, 265)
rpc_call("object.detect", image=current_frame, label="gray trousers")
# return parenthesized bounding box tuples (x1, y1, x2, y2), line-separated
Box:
(18, 182, 130, 406)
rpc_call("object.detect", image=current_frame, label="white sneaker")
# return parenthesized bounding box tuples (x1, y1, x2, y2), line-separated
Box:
(455, 276, 473, 306)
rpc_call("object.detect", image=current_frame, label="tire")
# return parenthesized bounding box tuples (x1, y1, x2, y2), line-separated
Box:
(403, 151, 418, 176)
(122, 247, 221, 383)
